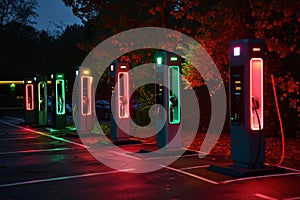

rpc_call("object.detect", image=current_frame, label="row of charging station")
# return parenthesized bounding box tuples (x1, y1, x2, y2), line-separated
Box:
(22, 39, 269, 172)
(24, 73, 66, 129)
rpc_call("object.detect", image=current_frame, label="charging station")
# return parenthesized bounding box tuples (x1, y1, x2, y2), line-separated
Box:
(24, 78, 36, 124)
(75, 67, 94, 133)
(155, 52, 182, 149)
(110, 61, 131, 142)
(51, 73, 66, 129)
(35, 75, 48, 126)
(209, 39, 284, 177)
(229, 39, 265, 168)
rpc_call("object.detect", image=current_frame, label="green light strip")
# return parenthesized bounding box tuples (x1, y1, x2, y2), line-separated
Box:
(168, 66, 180, 124)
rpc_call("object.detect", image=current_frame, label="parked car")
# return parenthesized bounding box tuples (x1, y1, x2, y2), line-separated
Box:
(95, 100, 111, 120)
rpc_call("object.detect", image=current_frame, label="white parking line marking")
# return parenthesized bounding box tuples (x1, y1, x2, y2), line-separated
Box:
(284, 196, 300, 200)
(0, 121, 88, 149)
(0, 147, 72, 155)
(179, 165, 210, 171)
(221, 172, 300, 184)
(254, 193, 278, 200)
(145, 153, 199, 160)
(0, 168, 135, 188)
(0, 136, 36, 141)
(4, 116, 24, 122)
(161, 165, 219, 185)
(264, 163, 300, 173)
(106, 150, 142, 160)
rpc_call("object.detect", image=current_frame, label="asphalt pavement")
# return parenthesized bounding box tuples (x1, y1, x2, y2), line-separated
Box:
(0, 111, 299, 200)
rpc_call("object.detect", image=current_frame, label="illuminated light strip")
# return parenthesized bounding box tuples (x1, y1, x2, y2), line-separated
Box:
(25, 84, 34, 111)
(221, 172, 300, 184)
(118, 72, 129, 118)
(250, 58, 264, 130)
(0, 121, 88, 149)
(81, 76, 92, 115)
(157, 57, 163, 64)
(0, 81, 24, 85)
(254, 193, 278, 200)
(253, 47, 261, 51)
(38, 82, 47, 111)
(0, 147, 71, 155)
(161, 165, 219, 185)
(55, 80, 66, 115)
(0, 168, 135, 188)
(170, 56, 178, 61)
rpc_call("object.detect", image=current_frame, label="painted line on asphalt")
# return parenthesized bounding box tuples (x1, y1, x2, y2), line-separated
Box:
(0, 168, 135, 188)
(0, 136, 36, 141)
(145, 153, 199, 160)
(4, 116, 24, 122)
(0, 121, 89, 149)
(264, 163, 300, 173)
(277, 165, 300, 173)
(179, 165, 210, 171)
(254, 193, 278, 200)
(161, 165, 219, 185)
(221, 172, 300, 184)
(106, 149, 142, 160)
(0, 147, 72, 155)
(284, 196, 300, 200)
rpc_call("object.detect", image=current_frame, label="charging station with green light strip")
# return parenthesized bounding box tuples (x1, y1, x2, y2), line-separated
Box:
(155, 52, 182, 149)
(51, 73, 66, 129)
(35, 75, 48, 126)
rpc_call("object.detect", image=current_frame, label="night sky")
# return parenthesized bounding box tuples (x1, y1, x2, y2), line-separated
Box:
(35, 0, 82, 31)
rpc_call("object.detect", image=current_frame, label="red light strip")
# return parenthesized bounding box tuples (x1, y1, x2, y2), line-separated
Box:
(81, 76, 93, 115)
(250, 58, 263, 130)
(25, 84, 34, 111)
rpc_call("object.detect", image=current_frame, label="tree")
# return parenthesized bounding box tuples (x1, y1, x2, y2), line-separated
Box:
(64, 0, 299, 134)
(0, 0, 38, 30)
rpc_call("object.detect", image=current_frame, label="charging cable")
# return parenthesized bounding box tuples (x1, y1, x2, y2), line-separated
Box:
(268, 74, 285, 166)
(251, 74, 285, 168)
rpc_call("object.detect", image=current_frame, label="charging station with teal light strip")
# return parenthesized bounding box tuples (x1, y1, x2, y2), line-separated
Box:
(155, 52, 182, 149)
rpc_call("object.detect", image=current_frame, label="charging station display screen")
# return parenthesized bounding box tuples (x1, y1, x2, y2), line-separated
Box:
(118, 72, 129, 118)
(25, 84, 34, 111)
(81, 76, 92, 115)
(168, 66, 180, 124)
(250, 58, 263, 130)
(38, 82, 47, 111)
(230, 66, 244, 125)
(56, 80, 65, 115)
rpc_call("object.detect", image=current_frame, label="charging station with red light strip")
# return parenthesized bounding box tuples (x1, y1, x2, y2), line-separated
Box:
(24, 78, 36, 124)
(209, 39, 284, 177)
(74, 67, 94, 133)
(229, 39, 265, 169)
(110, 61, 131, 142)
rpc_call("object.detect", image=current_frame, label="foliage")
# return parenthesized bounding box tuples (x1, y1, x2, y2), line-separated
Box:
(0, 0, 38, 29)
(63, 0, 299, 134)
